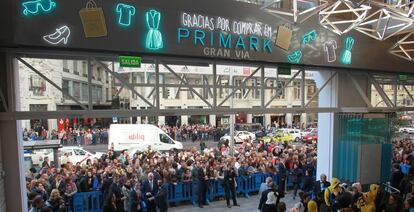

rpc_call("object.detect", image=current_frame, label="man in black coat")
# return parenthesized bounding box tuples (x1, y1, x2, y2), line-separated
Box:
(197, 161, 209, 208)
(78, 169, 89, 192)
(108, 175, 124, 212)
(276, 158, 286, 198)
(142, 173, 158, 212)
(155, 179, 169, 212)
(223, 163, 240, 208)
(128, 183, 141, 212)
(313, 174, 331, 199)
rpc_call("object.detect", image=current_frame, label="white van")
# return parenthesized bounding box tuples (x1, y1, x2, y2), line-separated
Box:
(109, 124, 183, 152)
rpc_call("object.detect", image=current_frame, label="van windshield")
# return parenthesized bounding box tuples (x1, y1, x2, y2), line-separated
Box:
(160, 134, 174, 144)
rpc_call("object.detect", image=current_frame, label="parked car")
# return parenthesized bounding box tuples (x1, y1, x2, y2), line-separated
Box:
(263, 132, 294, 144)
(25, 149, 54, 167)
(109, 124, 183, 152)
(59, 146, 104, 165)
(302, 132, 318, 143)
(302, 128, 318, 136)
(274, 128, 302, 142)
(399, 127, 414, 134)
(235, 123, 264, 138)
(220, 131, 256, 144)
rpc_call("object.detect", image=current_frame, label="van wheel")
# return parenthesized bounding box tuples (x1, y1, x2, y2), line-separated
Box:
(171, 148, 178, 152)
(295, 137, 300, 142)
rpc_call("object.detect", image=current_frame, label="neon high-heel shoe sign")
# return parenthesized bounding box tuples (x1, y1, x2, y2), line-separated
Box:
(22, 0, 56, 16)
(43, 26, 71, 45)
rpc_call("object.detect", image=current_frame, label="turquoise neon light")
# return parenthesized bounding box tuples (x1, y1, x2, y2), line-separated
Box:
(249, 36, 259, 52)
(263, 38, 272, 53)
(235, 35, 246, 50)
(219, 32, 232, 48)
(194, 30, 206, 46)
(302, 30, 317, 45)
(116, 3, 135, 27)
(22, 0, 56, 16)
(145, 9, 163, 50)
(287, 50, 302, 64)
(340, 37, 355, 65)
(177, 28, 189, 43)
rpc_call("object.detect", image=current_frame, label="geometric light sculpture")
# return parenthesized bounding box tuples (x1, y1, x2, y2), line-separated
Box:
(389, 31, 414, 62)
(355, 8, 413, 40)
(22, 0, 56, 16)
(319, 0, 371, 35)
(43, 25, 70, 45)
(145, 9, 163, 50)
(375, 0, 414, 18)
(262, 0, 329, 24)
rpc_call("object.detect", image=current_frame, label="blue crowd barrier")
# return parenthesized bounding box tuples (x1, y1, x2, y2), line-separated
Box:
(73, 191, 102, 212)
(73, 171, 315, 211)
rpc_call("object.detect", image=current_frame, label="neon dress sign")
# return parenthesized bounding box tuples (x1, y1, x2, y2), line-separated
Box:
(340, 37, 355, 65)
(145, 9, 163, 50)
(22, 0, 56, 16)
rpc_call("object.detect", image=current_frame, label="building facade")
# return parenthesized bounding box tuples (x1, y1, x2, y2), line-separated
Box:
(18, 58, 113, 131)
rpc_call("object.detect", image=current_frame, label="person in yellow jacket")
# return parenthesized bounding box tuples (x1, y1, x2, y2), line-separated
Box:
(324, 177, 341, 209)
(358, 184, 379, 212)
(307, 198, 318, 212)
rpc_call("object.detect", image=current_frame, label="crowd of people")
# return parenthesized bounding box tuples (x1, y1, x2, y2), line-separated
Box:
(23, 127, 109, 145)
(25, 127, 319, 212)
(24, 123, 414, 212)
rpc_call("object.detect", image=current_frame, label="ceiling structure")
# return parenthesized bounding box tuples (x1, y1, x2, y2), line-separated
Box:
(240, 0, 414, 62)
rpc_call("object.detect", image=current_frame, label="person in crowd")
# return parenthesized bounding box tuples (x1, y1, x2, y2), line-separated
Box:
(259, 177, 273, 199)
(386, 193, 401, 212)
(324, 177, 340, 210)
(277, 201, 287, 212)
(222, 162, 240, 208)
(258, 182, 279, 212)
(103, 193, 118, 212)
(63, 177, 77, 211)
(30, 195, 51, 212)
(291, 162, 303, 200)
(122, 180, 132, 211)
(351, 182, 362, 212)
(401, 158, 412, 175)
(45, 189, 66, 212)
(109, 175, 124, 212)
(143, 172, 158, 212)
(405, 198, 414, 212)
(197, 161, 209, 208)
(155, 178, 169, 212)
(313, 174, 331, 200)
(128, 182, 142, 212)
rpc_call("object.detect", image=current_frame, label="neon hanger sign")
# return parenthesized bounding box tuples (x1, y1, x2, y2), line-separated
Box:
(115, 3, 136, 27)
(340, 37, 355, 65)
(43, 25, 70, 45)
(22, 0, 56, 16)
(145, 9, 163, 50)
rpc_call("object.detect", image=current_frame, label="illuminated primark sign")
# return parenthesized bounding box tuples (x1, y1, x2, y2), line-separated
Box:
(178, 12, 274, 59)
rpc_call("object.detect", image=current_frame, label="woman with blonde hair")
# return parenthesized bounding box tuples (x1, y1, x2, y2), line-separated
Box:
(46, 189, 66, 212)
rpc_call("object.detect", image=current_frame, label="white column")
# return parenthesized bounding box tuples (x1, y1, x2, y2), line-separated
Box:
(158, 116, 165, 125)
(246, 114, 253, 123)
(181, 115, 189, 125)
(209, 115, 216, 127)
(137, 116, 142, 124)
(316, 70, 338, 180)
(265, 114, 271, 128)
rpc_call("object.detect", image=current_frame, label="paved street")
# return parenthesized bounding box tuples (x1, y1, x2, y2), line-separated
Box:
(82, 140, 228, 153)
(168, 192, 298, 212)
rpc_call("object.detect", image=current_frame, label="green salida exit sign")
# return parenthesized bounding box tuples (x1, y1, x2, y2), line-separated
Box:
(119, 56, 142, 68)
(278, 65, 291, 75)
